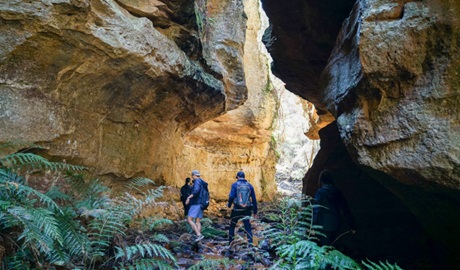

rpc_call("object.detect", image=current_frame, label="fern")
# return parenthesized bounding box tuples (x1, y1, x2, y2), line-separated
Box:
(188, 258, 234, 270)
(1, 152, 85, 172)
(54, 206, 88, 259)
(262, 196, 406, 270)
(152, 233, 169, 243)
(0, 143, 174, 269)
(263, 196, 362, 270)
(124, 177, 155, 193)
(362, 259, 404, 270)
(115, 242, 175, 261)
(149, 218, 174, 230)
(114, 242, 176, 270)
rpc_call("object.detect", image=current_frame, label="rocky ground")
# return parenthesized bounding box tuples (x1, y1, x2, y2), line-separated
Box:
(122, 202, 278, 269)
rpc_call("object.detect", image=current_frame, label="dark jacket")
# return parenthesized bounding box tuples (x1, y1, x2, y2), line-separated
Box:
(227, 179, 258, 214)
(189, 178, 207, 205)
(313, 184, 355, 232)
(180, 184, 192, 204)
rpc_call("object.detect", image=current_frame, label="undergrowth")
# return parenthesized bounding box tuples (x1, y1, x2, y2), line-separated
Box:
(261, 195, 404, 270)
(0, 142, 404, 270)
(0, 142, 176, 269)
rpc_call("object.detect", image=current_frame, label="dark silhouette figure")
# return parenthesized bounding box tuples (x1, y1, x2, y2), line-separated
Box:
(227, 171, 258, 245)
(180, 177, 192, 217)
(313, 170, 356, 246)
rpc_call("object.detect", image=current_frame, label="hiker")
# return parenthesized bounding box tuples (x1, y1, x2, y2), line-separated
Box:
(313, 170, 356, 246)
(227, 171, 258, 245)
(185, 170, 207, 242)
(180, 177, 192, 217)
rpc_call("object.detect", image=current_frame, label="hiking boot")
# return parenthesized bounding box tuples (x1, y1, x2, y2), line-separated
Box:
(194, 234, 204, 242)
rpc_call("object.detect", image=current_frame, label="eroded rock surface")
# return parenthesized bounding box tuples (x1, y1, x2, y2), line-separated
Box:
(263, 0, 460, 267)
(323, 0, 460, 191)
(0, 1, 229, 183)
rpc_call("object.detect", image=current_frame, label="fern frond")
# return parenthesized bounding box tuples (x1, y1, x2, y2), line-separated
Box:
(115, 242, 176, 262)
(152, 233, 169, 243)
(45, 186, 71, 201)
(149, 218, 174, 230)
(124, 177, 155, 192)
(8, 206, 62, 254)
(188, 258, 233, 270)
(362, 259, 403, 270)
(1, 179, 62, 213)
(0, 153, 85, 171)
(55, 206, 88, 258)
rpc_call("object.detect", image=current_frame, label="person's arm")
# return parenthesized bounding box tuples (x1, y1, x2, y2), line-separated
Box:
(227, 183, 236, 207)
(186, 179, 201, 204)
(251, 186, 258, 215)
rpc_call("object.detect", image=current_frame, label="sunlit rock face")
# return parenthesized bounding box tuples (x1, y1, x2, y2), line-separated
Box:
(0, 0, 246, 183)
(273, 89, 320, 195)
(175, 0, 279, 200)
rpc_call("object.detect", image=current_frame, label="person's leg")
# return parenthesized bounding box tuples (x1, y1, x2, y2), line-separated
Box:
(196, 218, 202, 235)
(228, 210, 241, 244)
(187, 216, 200, 236)
(242, 218, 253, 244)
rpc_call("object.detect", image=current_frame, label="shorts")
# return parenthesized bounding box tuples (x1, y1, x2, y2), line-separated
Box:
(188, 204, 204, 218)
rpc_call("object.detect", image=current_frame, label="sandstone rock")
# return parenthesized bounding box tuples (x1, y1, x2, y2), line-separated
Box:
(0, 0, 247, 188)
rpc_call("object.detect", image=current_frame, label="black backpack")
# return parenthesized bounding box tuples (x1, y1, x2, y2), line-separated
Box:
(199, 180, 210, 210)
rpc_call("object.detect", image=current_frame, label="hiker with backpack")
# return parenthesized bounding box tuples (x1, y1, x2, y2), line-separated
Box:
(185, 170, 209, 242)
(227, 171, 258, 245)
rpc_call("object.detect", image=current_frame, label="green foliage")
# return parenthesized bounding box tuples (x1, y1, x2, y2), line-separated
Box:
(201, 227, 227, 238)
(115, 242, 175, 261)
(0, 145, 87, 268)
(0, 142, 172, 269)
(124, 177, 155, 193)
(188, 258, 234, 270)
(263, 196, 404, 270)
(362, 260, 404, 270)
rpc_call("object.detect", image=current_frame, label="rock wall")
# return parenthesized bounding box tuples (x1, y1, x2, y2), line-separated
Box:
(320, 2, 460, 266)
(263, 0, 460, 267)
(323, 0, 460, 191)
(0, 0, 279, 201)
